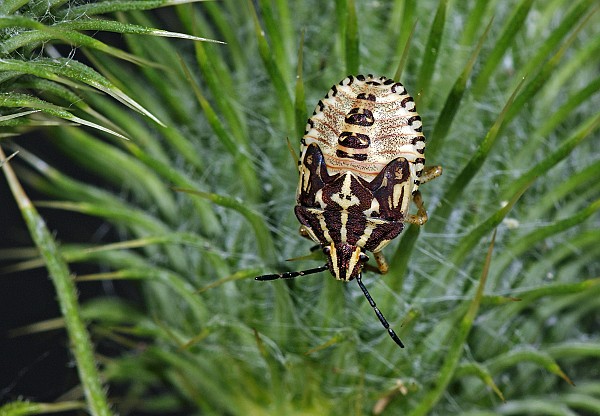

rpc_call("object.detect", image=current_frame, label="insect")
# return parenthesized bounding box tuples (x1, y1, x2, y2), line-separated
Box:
(256, 75, 442, 348)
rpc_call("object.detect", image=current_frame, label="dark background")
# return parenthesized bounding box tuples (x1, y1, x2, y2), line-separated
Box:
(1, 148, 75, 402)
(0, 22, 145, 405)
(0, 137, 135, 405)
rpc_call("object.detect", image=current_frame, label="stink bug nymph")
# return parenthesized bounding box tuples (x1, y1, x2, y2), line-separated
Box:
(256, 75, 442, 348)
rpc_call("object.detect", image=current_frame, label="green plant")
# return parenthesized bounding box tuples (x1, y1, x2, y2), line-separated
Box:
(1, 0, 599, 415)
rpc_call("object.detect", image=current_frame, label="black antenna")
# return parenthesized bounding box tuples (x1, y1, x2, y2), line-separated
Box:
(256, 266, 404, 349)
(356, 273, 405, 348)
(255, 265, 328, 281)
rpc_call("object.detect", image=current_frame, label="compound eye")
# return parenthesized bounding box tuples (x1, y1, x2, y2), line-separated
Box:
(323, 246, 331, 255)
(359, 252, 369, 263)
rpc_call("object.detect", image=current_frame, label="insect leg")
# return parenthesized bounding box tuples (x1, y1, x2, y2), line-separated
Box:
(356, 273, 404, 348)
(299, 225, 312, 240)
(419, 165, 442, 185)
(255, 265, 328, 281)
(362, 252, 389, 274)
(405, 190, 428, 226)
(373, 251, 389, 274)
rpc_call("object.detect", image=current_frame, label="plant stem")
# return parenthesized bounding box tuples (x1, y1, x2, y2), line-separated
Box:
(0, 147, 112, 416)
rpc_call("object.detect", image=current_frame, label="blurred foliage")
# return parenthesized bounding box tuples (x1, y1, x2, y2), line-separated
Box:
(1, 0, 599, 415)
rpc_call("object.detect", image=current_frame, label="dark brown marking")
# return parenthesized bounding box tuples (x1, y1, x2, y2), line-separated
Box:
(345, 108, 375, 126)
(317, 100, 325, 111)
(295, 206, 327, 245)
(368, 158, 411, 221)
(321, 173, 373, 214)
(336, 149, 368, 161)
(383, 78, 394, 85)
(391, 83, 406, 94)
(408, 115, 422, 132)
(400, 96, 414, 108)
(356, 93, 376, 101)
(297, 143, 335, 208)
(364, 221, 403, 252)
(338, 131, 371, 149)
(357, 75, 366, 81)
(296, 168, 381, 249)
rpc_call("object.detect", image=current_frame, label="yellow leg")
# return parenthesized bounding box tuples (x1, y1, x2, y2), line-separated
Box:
(374, 251, 389, 274)
(420, 165, 442, 185)
(362, 251, 389, 275)
(299, 225, 312, 240)
(405, 190, 428, 225)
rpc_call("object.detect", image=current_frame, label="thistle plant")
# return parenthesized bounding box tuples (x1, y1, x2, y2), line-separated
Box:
(1, 1, 599, 415)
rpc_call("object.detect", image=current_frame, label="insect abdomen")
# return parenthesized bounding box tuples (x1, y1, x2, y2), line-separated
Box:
(302, 75, 425, 189)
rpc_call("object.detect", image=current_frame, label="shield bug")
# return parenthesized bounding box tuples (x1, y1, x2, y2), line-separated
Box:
(256, 75, 442, 348)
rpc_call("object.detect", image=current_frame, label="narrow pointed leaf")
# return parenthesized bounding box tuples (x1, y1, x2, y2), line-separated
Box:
(0, 147, 112, 416)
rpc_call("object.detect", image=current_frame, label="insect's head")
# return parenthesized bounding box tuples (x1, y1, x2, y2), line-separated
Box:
(323, 242, 369, 281)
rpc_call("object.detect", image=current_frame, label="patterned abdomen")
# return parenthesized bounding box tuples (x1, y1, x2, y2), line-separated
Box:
(301, 74, 425, 192)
